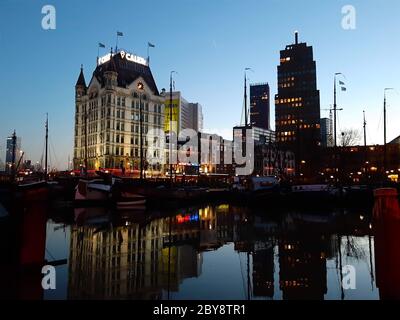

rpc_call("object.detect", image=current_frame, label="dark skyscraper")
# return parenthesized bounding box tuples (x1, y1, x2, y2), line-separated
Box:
(250, 83, 270, 130)
(5, 134, 21, 173)
(275, 33, 321, 180)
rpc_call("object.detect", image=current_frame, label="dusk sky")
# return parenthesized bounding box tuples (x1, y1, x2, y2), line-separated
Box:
(1, 0, 400, 169)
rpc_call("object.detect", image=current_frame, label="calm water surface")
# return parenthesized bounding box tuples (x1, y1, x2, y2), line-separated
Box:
(43, 204, 385, 300)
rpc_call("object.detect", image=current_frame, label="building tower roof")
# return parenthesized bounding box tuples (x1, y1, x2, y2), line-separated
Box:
(75, 64, 87, 87)
(106, 48, 118, 73)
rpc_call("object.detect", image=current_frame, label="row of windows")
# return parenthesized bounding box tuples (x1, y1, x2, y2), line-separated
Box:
(77, 132, 155, 147)
(78, 108, 162, 126)
(279, 82, 295, 88)
(278, 131, 295, 137)
(279, 69, 316, 78)
(275, 97, 303, 104)
(79, 119, 162, 135)
(280, 76, 295, 82)
(78, 147, 155, 158)
(80, 94, 162, 111)
(277, 123, 321, 131)
(277, 114, 298, 121)
(280, 57, 291, 63)
(79, 103, 162, 117)
(277, 120, 303, 126)
(276, 102, 304, 108)
(277, 137, 297, 142)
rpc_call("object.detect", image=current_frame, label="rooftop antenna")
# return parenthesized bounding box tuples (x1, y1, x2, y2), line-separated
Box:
(295, 30, 299, 44)
(244, 68, 253, 127)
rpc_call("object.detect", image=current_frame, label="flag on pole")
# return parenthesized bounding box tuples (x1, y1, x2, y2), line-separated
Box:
(341, 87, 347, 92)
(148, 42, 155, 48)
(98, 43, 105, 48)
(339, 80, 345, 86)
(117, 31, 123, 36)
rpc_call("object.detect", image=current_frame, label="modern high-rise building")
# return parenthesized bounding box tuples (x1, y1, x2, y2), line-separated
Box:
(162, 91, 204, 134)
(320, 117, 333, 148)
(275, 32, 321, 179)
(189, 103, 204, 133)
(250, 83, 270, 130)
(5, 134, 21, 173)
(73, 50, 165, 173)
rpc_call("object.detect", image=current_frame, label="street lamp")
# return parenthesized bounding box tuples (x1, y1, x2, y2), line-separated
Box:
(138, 81, 144, 181)
(169, 71, 177, 187)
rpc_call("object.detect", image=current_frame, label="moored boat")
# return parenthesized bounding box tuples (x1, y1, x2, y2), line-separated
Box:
(290, 184, 338, 205)
(231, 176, 281, 203)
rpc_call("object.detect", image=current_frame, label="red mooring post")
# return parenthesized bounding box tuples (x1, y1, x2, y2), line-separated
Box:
(373, 188, 400, 299)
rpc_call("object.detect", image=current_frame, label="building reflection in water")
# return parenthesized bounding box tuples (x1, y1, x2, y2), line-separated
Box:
(252, 242, 274, 298)
(66, 204, 377, 300)
(278, 233, 328, 300)
(68, 204, 248, 299)
(69, 211, 202, 299)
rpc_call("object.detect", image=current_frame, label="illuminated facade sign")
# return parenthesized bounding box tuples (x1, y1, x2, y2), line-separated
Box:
(176, 214, 199, 224)
(164, 99, 180, 133)
(98, 51, 148, 66)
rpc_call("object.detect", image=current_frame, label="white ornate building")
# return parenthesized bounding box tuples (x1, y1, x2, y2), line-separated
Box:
(73, 50, 165, 175)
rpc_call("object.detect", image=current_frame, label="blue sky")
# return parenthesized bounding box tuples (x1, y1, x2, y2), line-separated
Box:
(1, 0, 400, 169)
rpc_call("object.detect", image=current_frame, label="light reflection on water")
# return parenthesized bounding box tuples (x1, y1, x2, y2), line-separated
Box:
(44, 204, 380, 300)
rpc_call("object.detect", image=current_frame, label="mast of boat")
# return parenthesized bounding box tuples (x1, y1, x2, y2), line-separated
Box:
(45, 113, 49, 181)
(363, 111, 368, 177)
(383, 88, 393, 176)
(244, 72, 248, 127)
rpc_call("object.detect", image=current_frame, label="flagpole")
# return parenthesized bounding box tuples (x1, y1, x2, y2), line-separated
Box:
(147, 42, 155, 65)
(333, 72, 343, 185)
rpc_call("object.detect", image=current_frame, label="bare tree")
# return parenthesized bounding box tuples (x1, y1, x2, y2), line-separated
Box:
(340, 128, 361, 147)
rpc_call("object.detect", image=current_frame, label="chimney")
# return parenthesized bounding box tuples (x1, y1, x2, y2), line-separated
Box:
(295, 31, 299, 44)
